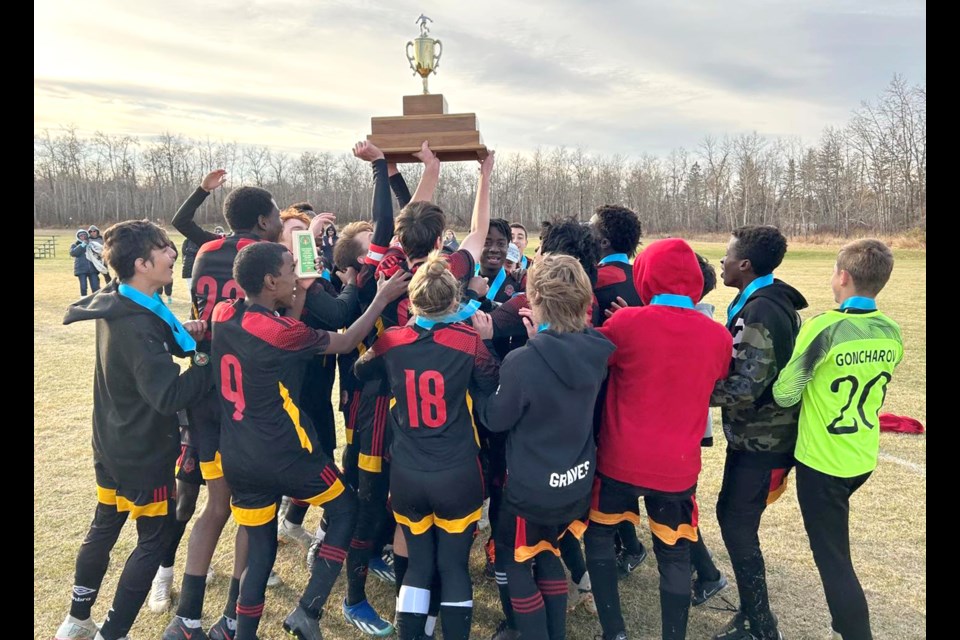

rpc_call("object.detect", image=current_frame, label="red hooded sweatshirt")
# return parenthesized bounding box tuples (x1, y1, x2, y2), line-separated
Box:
(597, 239, 732, 492)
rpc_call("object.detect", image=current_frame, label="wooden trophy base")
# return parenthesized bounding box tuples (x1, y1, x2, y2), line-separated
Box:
(367, 94, 488, 163)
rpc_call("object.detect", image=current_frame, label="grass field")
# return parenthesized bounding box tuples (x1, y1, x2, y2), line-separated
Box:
(34, 229, 925, 640)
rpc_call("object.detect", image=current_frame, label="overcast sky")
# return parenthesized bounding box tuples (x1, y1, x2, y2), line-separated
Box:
(34, 0, 925, 158)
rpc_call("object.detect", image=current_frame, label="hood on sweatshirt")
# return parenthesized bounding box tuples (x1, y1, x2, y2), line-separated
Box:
(75, 229, 90, 242)
(63, 281, 151, 325)
(746, 280, 808, 319)
(526, 328, 615, 389)
(87, 225, 100, 233)
(633, 238, 704, 305)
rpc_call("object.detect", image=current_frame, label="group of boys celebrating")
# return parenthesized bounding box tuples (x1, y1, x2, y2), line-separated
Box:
(54, 139, 902, 640)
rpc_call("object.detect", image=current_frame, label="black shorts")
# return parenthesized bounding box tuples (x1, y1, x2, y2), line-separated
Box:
(589, 474, 699, 546)
(95, 462, 174, 520)
(228, 455, 347, 527)
(354, 384, 391, 475)
(391, 459, 484, 535)
(186, 388, 223, 481)
(496, 505, 588, 563)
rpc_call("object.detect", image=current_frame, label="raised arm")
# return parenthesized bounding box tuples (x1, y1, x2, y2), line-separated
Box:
(409, 141, 440, 204)
(172, 169, 227, 246)
(323, 270, 411, 354)
(354, 142, 396, 260)
(458, 151, 495, 261)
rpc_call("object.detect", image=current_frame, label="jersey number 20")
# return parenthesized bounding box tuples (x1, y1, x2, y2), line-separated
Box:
(404, 369, 447, 428)
(826, 372, 892, 435)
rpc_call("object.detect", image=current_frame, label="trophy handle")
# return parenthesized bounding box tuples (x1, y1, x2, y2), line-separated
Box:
(405, 40, 418, 74)
(433, 39, 443, 71)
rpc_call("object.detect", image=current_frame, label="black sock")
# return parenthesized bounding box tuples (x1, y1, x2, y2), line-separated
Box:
(223, 577, 240, 620)
(235, 601, 264, 640)
(176, 573, 207, 620)
(558, 534, 587, 584)
(346, 539, 373, 606)
(439, 604, 473, 640)
(161, 518, 189, 568)
(300, 544, 347, 617)
(690, 531, 721, 582)
(394, 554, 409, 598)
(493, 541, 515, 629)
(617, 521, 644, 557)
(660, 589, 691, 640)
(397, 611, 427, 640)
(285, 500, 308, 526)
(428, 571, 442, 617)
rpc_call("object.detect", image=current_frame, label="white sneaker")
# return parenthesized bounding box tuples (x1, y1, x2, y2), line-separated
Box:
(267, 569, 283, 587)
(148, 567, 174, 613)
(54, 614, 99, 640)
(567, 572, 597, 614)
(278, 518, 315, 550)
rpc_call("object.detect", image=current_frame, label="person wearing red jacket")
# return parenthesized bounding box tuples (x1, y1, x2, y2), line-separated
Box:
(584, 238, 732, 640)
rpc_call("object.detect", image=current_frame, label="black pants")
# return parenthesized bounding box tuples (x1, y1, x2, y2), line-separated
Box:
(715, 451, 790, 638)
(301, 355, 338, 458)
(796, 462, 873, 640)
(78, 273, 100, 296)
(70, 501, 176, 640)
(346, 465, 392, 605)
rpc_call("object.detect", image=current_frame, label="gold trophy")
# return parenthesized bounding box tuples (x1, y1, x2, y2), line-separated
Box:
(406, 15, 442, 94)
(367, 16, 488, 163)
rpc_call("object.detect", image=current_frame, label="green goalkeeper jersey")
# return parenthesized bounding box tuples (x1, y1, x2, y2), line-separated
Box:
(772, 307, 903, 477)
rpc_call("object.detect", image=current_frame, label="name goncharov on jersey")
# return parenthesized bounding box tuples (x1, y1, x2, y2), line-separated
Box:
(549, 461, 590, 488)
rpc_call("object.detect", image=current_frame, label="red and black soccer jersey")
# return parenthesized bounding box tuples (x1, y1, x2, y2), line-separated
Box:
(190, 232, 262, 350)
(354, 322, 499, 472)
(211, 299, 331, 483)
(594, 260, 642, 325)
(374, 246, 477, 328)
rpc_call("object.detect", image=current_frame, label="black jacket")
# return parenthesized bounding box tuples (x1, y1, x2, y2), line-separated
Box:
(711, 280, 808, 460)
(181, 238, 200, 278)
(63, 282, 212, 488)
(482, 328, 615, 524)
(70, 230, 98, 276)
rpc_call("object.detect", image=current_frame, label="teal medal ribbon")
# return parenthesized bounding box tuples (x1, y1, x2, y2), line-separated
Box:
(650, 294, 694, 309)
(599, 253, 630, 265)
(475, 264, 508, 301)
(726, 273, 774, 325)
(840, 296, 877, 311)
(118, 284, 197, 353)
(520, 255, 529, 269)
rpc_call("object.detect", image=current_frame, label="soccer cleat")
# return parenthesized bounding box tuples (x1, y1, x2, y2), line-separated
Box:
(267, 569, 283, 588)
(489, 619, 521, 640)
(692, 572, 729, 606)
(278, 518, 316, 550)
(616, 546, 648, 578)
(148, 569, 174, 613)
(54, 614, 99, 640)
(712, 611, 783, 640)
(342, 599, 395, 636)
(567, 573, 597, 614)
(283, 605, 323, 640)
(368, 554, 396, 584)
(162, 616, 210, 640)
(207, 615, 236, 640)
(206, 565, 216, 585)
(484, 537, 497, 579)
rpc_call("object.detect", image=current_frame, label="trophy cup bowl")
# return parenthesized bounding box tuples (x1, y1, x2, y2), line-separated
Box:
(406, 35, 442, 94)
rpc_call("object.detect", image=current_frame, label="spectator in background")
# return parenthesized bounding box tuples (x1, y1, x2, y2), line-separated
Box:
(443, 229, 459, 251)
(70, 229, 101, 296)
(321, 224, 338, 272)
(87, 225, 111, 287)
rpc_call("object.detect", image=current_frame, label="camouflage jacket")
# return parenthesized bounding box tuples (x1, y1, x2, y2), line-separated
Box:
(711, 280, 807, 454)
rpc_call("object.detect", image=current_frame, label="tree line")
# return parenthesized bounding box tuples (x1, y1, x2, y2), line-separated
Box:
(35, 75, 924, 236)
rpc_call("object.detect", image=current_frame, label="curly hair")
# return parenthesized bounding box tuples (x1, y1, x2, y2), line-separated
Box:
(224, 186, 277, 232)
(730, 225, 788, 276)
(233, 242, 288, 296)
(539, 218, 600, 285)
(594, 205, 642, 256)
(696, 253, 717, 299)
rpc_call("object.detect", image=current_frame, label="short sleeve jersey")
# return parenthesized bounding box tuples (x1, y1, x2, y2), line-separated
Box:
(211, 299, 330, 479)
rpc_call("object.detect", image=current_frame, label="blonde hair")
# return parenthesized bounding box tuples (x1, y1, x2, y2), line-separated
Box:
(408, 251, 461, 319)
(527, 254, 593, 333)
(836, 238, 894, 296)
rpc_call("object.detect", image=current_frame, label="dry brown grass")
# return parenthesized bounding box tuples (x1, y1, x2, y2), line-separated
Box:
(35, 232, 925, 639)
